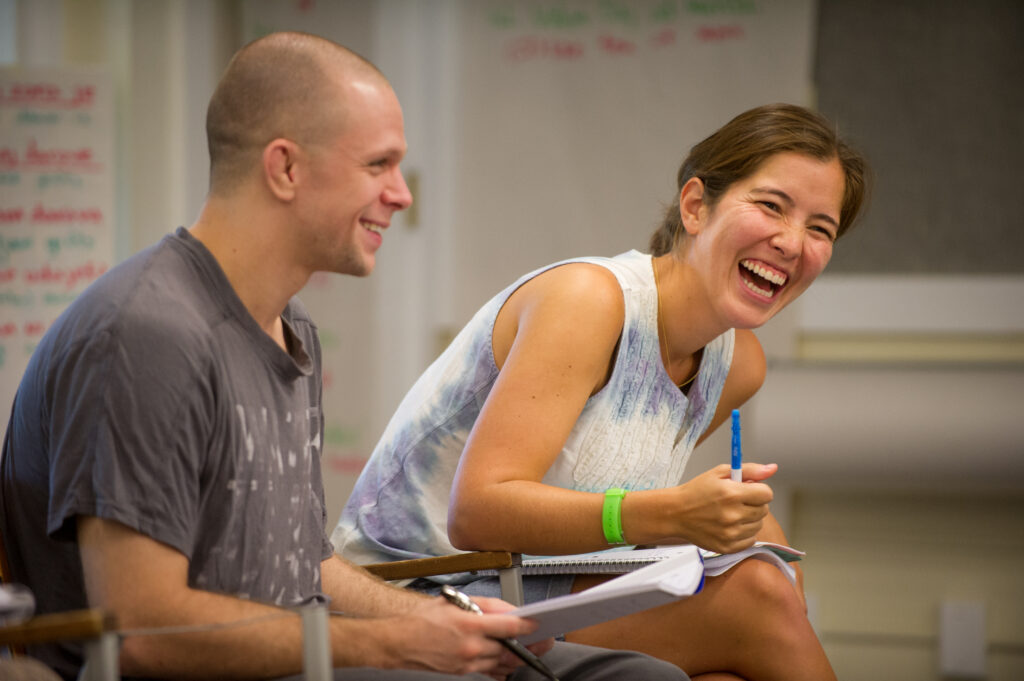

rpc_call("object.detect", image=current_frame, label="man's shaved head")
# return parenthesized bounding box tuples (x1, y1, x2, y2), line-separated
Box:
(206, 32, 388, 195)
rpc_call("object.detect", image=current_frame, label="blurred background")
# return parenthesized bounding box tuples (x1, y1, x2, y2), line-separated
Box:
(1, 1, 1022, 679)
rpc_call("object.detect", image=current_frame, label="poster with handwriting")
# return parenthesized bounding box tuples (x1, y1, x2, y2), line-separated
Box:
(0, 69, 115, 417)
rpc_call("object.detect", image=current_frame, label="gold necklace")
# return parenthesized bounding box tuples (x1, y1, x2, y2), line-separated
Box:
(653, 258, 698, 389)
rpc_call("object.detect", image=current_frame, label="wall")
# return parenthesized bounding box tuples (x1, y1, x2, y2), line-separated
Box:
(795, 491, 1024, 680)
(816, 0, 1024, 276)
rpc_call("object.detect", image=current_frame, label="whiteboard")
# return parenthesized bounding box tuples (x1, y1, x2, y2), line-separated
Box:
(0, 68, 116, 417)
(450, 0, 817, 320)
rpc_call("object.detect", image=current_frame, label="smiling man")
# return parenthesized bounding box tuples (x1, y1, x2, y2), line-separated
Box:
(0, 31, 687, 681)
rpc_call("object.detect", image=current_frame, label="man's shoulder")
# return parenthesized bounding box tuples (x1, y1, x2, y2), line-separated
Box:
(45, 234, 222, 371)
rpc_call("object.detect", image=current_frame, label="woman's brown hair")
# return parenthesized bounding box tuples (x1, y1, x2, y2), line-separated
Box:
(650, 103, 869, 256)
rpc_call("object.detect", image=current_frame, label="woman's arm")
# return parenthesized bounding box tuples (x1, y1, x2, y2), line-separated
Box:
(448, 266, 775, 557)
(449, 263, 626, 554)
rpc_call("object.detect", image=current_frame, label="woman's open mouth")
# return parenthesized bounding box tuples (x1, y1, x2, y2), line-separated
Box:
(739, 259, 787, 299)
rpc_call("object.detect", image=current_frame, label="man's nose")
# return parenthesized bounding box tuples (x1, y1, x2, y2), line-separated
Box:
(384, 168, 413, 210)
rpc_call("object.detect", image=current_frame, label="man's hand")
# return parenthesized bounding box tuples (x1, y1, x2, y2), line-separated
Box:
(371, 594, 549, 677)
(474, 595, 555, 679)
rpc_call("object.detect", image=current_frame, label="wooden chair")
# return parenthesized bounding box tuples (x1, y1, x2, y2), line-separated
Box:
(0, 526, 119, 681)
(363, 550, 526, 606)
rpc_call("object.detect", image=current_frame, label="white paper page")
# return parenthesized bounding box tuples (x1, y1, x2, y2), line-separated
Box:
(511, 545, 703, 644)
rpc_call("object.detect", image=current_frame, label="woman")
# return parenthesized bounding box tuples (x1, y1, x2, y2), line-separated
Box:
(335, 103, 869, 680)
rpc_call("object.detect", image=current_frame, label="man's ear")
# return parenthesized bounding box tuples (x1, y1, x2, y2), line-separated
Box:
(263, 139, 300, 201)
(678, 176, 707, 236)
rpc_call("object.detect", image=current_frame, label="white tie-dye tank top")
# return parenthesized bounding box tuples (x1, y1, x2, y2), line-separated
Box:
(333, 250, 734, 568)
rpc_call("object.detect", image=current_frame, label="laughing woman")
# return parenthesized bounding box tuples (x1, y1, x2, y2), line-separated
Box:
(334, 103, 869, 681)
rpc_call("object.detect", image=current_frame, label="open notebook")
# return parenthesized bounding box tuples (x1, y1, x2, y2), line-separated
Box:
(510, 544, 705, 644)
(503, 542, 804, 644)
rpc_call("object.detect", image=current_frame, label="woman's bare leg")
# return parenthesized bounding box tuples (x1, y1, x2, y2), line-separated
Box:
(564, 559, 836, 681)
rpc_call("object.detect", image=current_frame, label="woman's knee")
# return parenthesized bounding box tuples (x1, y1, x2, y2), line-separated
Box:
(727, 559, 804, 615)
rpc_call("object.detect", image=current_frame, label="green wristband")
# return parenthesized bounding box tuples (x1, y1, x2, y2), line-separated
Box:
(602, 488, 628, 545)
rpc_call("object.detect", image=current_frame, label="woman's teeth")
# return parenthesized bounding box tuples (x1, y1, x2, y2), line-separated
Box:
(741, 259, 787, 286)
(740, 259, 786, 298)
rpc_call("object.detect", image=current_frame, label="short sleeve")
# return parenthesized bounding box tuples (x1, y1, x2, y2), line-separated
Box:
(46, 316, 213, 559)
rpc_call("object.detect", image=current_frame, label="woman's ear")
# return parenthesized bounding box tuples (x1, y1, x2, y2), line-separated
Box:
(678, 177, 706, 236)
(263, 138, 299, 202)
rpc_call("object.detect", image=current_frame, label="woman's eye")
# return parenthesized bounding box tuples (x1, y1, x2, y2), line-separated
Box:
(759, 201, 780, 212)
(810, 225, 836, 241)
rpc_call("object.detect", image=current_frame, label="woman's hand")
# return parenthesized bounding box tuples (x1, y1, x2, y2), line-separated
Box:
(665, 463, 777, 554)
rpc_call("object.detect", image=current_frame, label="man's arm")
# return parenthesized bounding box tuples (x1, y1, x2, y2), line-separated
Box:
(79, 517, 538, 678)
(319, 553, 427, 617)
(79, 516, 313, 678)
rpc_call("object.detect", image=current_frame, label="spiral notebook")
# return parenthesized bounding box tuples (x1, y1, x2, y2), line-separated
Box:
(509, 543, 706, 644)
(499, 542, 804, 585)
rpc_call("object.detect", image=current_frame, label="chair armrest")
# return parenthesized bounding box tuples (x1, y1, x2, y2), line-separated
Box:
(0, 609, 117, 647)
(363, 551, 521, 581)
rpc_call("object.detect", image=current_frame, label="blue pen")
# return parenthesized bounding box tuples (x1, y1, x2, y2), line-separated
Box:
(730, 409, 743, 482)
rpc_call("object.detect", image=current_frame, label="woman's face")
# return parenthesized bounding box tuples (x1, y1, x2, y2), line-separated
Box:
(683, 151, 845, 329)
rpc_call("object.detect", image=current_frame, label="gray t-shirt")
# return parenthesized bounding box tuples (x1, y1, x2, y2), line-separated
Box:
(1, 227, 330, 678)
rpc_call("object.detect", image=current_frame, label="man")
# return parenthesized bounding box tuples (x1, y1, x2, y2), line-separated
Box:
(0, 32, 687, 681)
